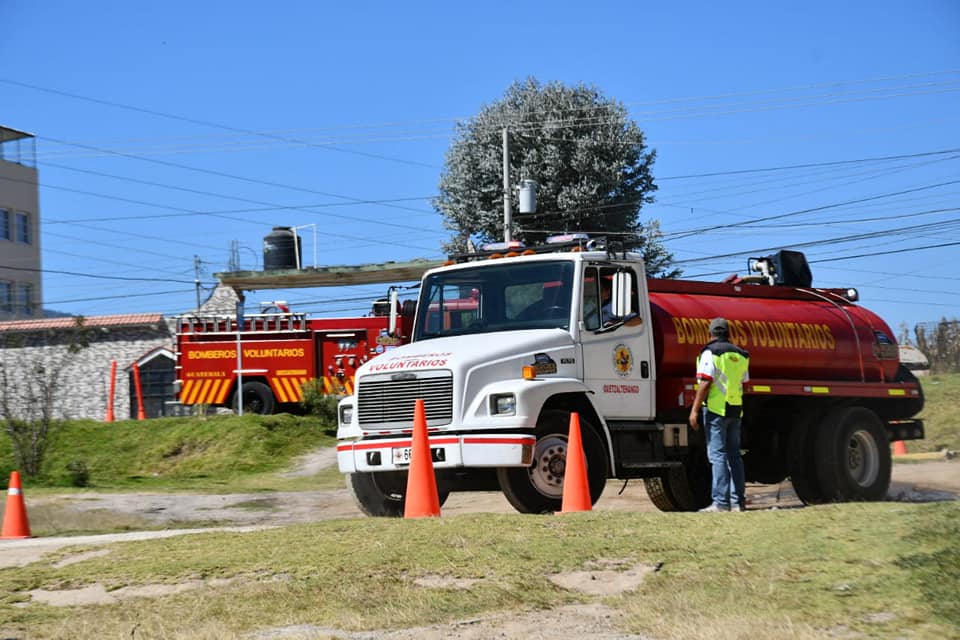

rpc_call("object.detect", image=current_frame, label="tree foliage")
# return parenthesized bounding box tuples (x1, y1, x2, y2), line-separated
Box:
(435, 78, 678, 277)
(915, 319, 960, 373)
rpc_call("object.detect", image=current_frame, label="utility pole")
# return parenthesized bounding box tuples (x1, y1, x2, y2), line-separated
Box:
(503, 127, 511, 243)
(193, 255, 202, 310)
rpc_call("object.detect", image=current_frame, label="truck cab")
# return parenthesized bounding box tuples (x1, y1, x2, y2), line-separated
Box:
(337, 239, 668, 515)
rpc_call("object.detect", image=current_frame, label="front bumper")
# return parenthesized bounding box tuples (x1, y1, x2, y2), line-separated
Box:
(337, 433, 536, 473)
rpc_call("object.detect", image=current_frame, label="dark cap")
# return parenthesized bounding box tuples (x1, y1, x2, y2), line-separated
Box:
(709, 317, 729, 337)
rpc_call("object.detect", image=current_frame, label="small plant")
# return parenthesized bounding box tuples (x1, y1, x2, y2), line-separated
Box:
(66, 459, 90, 487)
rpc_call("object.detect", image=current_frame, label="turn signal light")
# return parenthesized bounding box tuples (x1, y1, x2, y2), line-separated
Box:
(522, 365, 537, 380)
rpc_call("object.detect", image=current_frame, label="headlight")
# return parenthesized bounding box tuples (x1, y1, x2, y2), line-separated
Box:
(491, 393, 516, 416)
(339, 404, 354, 425)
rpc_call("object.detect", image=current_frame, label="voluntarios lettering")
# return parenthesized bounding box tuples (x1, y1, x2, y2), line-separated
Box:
(671, 317, 836, 351)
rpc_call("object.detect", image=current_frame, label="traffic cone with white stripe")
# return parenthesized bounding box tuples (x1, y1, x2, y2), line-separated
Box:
(403, 399, 441, 518)
(1, 471, 32, 539)
(561, 412, 593, 513)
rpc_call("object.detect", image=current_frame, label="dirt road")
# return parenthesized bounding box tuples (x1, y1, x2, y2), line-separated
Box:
(22, 456, 960, 529)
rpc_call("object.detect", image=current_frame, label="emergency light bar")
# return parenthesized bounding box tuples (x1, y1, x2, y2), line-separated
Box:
(481, 240, 526, 252)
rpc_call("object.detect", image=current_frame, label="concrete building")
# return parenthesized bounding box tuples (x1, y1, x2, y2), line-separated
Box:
(0, 126, 41, 319)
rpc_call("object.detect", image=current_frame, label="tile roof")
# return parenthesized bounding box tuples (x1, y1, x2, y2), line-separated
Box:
(0, 313, 166, 333)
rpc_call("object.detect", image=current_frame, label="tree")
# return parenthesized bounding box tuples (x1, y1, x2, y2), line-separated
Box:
(0, 317, 91, 476)
(914, 318, 960, 373)
(434, 78, 678, 277)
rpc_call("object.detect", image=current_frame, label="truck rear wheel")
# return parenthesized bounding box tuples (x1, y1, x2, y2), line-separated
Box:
(233, 381, 275, 415)
(814, 407, 891, 502)
(788, 418, 828, 505)
(347, 471, 450, 517)
(643, 454, 711, 512)
(496, 410, 607, 514)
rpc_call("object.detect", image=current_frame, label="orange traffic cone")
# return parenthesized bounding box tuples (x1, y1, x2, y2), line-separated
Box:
(1, 471, 32, 539)
(893, 440, 908, 456)
(403, 399, 441, 518)
(561, 412, 592, 513)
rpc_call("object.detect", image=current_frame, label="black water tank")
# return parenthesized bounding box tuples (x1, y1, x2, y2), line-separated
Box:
(263, 226, 301, 270)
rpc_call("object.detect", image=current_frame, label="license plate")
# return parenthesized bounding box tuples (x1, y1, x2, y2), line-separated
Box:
(392, 447, 413, 464)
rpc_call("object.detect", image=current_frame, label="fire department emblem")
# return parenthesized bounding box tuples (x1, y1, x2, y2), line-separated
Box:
(613, 344, 633, 377)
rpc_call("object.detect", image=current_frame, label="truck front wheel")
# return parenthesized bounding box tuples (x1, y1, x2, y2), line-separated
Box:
(497, 410, 607, 514)
(814, 407, 891, 502)
(347, 471, 451, 517)
(347, 471, 407, 517)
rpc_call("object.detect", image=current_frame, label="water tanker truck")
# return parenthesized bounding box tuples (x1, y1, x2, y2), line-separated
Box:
(336, 236, 923, 515)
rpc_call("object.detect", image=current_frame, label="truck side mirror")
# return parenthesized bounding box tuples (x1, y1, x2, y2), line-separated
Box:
(388, 288, 399, 336)
(612, 271, 633, 318)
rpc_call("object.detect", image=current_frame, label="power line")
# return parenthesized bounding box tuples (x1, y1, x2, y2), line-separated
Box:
(2, 265, 198, 284)
(665, 179, 960, 240)
(0, 77, 441, 169)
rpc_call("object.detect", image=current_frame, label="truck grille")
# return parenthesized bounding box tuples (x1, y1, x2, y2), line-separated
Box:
(357, 371, 453, 426)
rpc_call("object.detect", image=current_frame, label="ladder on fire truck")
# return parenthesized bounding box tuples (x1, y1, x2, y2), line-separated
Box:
(175, 312, 309, 336)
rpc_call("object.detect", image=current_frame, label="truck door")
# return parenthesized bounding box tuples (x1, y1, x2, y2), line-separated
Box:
(578, 265, 655, 420)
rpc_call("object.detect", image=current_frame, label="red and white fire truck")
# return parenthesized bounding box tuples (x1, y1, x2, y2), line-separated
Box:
(175, 297, 414, 414)
(335, 235, 925, 515)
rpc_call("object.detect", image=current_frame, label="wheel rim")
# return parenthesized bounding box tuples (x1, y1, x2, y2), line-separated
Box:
(529, 434, 568, 498)
(244, 392, 263, 413)
(846, 428, 879, 487)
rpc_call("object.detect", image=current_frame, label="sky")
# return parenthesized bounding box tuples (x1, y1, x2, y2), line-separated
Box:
(1, 1, 958, 337)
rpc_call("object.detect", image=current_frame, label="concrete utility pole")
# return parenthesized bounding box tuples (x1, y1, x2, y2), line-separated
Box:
(193, 255, 202, 310)
(503, 127, 511, 243)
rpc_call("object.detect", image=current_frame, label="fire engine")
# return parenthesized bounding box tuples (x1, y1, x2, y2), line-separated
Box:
(175, 297, 414, 414)
(335, 235, 925, 515)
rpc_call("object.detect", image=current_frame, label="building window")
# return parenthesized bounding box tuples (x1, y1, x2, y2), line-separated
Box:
(0, 209, 9, 241)
(17, 283, 33, 316)
(15, 211, 30, 244)
(0, 281, 11, 314)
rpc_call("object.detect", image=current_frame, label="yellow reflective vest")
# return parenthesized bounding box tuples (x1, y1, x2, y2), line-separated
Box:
(698, 341, 750, 417)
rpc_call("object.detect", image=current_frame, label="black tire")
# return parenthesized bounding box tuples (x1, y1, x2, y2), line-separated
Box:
(643, 454, 711, 512)
(787, 417, 828, 505)
(347, 471, 406, 517)
(347, 471, 450, 518)
(497, 410, 607, 514)
(234, 381, 275, 415)
(814, 407, 891, 502)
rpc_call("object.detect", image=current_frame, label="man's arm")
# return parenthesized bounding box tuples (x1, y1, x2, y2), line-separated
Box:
(688, 378, 710, 430)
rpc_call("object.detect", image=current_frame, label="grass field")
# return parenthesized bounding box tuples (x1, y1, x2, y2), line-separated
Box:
(916, 373, 960, 453)
(0, 413, 336, 491)
(1, 502, 957, 639)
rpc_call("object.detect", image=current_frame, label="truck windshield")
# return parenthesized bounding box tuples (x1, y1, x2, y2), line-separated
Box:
(413, 260, 575, 340)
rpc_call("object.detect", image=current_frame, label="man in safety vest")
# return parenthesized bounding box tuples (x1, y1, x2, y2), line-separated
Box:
(688, 317, 750, 512)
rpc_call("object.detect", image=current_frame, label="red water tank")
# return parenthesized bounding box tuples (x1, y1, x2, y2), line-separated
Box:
(647, 280, 900, 383)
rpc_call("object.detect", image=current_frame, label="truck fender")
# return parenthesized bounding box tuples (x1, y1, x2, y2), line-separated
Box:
(463, 377, 597, 428)
(464, 377, 614, 470)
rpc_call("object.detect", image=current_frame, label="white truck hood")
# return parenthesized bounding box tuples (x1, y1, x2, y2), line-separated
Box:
(362, 329, 576, 378)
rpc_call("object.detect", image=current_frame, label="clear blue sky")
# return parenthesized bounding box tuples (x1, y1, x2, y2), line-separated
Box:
(2, 1, 958, 337)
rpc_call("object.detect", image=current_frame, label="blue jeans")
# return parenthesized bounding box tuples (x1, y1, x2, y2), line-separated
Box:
(702, 409, 746, 509)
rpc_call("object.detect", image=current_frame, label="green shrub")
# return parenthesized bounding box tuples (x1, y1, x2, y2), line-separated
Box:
(66, 459, 90, 487)
(299, 379, 341, 423)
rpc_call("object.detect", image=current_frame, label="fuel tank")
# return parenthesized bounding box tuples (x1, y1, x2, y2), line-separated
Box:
(647, 279, 900, 383)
